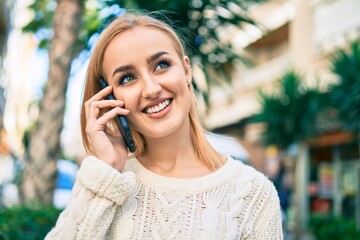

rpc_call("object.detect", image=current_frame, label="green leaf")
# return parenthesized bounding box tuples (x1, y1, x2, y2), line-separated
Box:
(255, 70, 329, 149)
(330, 40, 360, 132)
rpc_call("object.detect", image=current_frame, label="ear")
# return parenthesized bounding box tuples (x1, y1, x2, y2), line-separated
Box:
(183, 56, 192, 85)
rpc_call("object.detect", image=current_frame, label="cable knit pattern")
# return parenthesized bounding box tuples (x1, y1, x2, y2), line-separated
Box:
(76, 156, 136, 205)
(46, 156, 283, 239)
(45, 156, 136, 240)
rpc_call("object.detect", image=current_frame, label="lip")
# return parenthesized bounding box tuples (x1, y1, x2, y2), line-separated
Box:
(142, 98, 173, 119)
(141, 98, 171, 112)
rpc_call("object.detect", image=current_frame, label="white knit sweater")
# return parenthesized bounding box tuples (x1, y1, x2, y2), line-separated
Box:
(46, 156, 283, 239)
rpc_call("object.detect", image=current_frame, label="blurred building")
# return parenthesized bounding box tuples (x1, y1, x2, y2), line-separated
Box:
(204, 0, 360, 234)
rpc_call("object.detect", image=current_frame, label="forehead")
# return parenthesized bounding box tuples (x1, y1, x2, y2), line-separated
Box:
(105, 26, 179, 56)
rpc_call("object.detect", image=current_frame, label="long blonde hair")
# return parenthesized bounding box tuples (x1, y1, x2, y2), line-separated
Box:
(80, 12, 224, 170)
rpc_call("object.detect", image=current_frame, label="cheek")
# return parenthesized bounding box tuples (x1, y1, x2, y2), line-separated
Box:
(114, 88, 140, 112)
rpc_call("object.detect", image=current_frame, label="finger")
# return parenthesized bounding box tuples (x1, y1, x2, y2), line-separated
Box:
(84, 89, 109, 120)
(86, 98, 128, 124)
(89, 85, 113, 102)
(95, 99, 126, 109)
(85, 86, 124, 120)
(96, 107, 130, 127)
(85, 99, 102, 122)
(84, 86, 112, 115)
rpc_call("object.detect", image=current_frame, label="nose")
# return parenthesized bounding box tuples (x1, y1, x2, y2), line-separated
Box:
(141, 74, 162, 99)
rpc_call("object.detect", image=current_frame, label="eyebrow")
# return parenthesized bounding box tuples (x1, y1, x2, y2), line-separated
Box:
(147, 51, 169, 64)
(112, 51, 170, 77)
(112, 64, 134, 77)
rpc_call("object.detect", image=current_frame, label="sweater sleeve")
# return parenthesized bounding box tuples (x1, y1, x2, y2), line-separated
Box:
(253, 178, 284, 240)
(45, 156, 136, 240)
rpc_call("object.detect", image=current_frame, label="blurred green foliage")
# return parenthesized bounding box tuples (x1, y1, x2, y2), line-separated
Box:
(255, 70, 329, 149)
(330, 41, 360, 133)
(0, 204, 61, 240)
(309, 214, 360, 240)
(256, 39, 360, 150)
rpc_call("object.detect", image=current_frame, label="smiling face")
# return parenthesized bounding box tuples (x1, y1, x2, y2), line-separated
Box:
(102, 26, 192, 140)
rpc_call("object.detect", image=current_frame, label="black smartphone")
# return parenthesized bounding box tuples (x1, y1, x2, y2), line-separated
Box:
(99, 77, 136, 153)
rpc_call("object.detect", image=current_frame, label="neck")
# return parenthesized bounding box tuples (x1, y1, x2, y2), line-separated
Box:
(139, 120, 211, 178)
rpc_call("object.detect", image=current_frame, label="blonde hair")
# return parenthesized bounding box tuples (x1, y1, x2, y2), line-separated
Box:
(80, 12, 223, 170)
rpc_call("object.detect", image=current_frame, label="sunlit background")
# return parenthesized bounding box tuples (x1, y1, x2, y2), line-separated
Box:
(0, 0, 360, 239)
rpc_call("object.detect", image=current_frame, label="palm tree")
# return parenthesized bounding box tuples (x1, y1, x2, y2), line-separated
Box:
(330, 40, 360, 133)
(255, 71, 328, 150)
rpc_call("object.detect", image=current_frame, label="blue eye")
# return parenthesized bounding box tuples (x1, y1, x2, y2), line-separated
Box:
(154, 59, 171, 71)
(120, 74, 136, 85)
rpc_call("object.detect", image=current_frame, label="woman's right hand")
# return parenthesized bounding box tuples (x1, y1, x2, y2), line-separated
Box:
(84, 85, 129, 172)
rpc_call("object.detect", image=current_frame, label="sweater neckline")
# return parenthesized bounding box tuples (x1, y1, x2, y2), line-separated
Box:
(124, 156, 242, 192)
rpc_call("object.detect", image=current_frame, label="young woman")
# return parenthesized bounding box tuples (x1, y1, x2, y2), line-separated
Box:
(46, 12, 283, 239)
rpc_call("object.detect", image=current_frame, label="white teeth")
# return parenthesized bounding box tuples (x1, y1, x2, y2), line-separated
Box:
(146, 99, 170, 114)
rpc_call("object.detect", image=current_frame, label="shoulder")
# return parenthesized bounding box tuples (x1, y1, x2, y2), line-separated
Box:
(227, 157, 268, 183)
(228, 158, 279, 200)
(228, 160, 283, 238)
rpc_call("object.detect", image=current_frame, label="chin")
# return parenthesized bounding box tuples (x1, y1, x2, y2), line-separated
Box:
(144, 119, 187, 139)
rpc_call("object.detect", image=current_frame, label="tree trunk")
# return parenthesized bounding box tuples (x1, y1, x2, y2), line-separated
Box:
(0, 0, 15, 130)
(21, 0, 84, 205)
